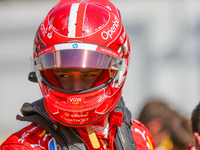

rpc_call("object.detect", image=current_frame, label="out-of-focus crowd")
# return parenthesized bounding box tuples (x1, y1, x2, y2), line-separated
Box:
(137, 97, 200, 150)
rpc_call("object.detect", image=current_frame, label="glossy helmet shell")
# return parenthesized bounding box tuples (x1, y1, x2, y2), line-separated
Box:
(32, 0, 130, 127)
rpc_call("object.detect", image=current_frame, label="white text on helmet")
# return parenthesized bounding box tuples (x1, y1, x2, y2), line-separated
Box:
(64, 118, 89, 123)
(101, 15, 119, 40)
(69, 97, 82, 102)
(71, 112, 88, 118)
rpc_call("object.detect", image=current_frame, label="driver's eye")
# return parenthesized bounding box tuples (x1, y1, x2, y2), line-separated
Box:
(59, 74, 70, 78)
(84, 74, 95, 77)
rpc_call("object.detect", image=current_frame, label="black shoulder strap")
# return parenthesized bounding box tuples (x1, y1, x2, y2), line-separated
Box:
(113, 98, 137, 150)
(16, 99, 87, 150)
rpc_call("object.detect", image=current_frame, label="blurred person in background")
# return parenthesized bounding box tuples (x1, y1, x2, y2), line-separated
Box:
(138, 98, 194, 150)
(189, 102, 200, 150)
(0, 0, 155, 149)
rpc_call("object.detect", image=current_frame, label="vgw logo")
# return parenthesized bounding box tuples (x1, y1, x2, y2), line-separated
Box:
(48, 138, 61, 150)
(69, 97, 82, 105)
(69, 97, 82, 102)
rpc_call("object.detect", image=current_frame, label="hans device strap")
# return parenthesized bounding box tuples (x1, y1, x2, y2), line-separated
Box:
(17, 98, 136, 150)
(17, 99, 87, 150)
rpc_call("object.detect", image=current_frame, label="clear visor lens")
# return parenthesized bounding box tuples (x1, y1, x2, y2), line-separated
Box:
(36, 49, 119, 70)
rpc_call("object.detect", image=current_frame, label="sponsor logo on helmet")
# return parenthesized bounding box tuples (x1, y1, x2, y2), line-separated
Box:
(72, 43, 78, 48)
(119, 30, 126, 44)
(64, 112, 88, 118)
(71, 112, 89, 118)
(37, 47, 52, 56)
(64, 117, 89, 123)
(68, 97, 82, 105)
(101, 14, 119, 40)
(40, 22, 47, 36)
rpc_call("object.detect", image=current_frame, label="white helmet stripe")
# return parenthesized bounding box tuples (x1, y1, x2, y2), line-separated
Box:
(54, 43, 98, 51)
(68, 3, 80, 37)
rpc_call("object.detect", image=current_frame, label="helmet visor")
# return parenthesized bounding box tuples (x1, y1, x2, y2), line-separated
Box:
(37, 49, 119, 70)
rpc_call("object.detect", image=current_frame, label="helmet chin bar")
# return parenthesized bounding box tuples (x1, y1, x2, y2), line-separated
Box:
(40, 71, 113, 94)
(44, 95, 121, 127)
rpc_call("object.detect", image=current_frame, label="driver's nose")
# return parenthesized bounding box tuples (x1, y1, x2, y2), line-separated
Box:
(70, 76, 84, 91)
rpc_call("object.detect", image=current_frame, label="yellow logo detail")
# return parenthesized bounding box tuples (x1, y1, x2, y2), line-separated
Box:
(72, 102, 80, 105)
(39, 130, 46, 137)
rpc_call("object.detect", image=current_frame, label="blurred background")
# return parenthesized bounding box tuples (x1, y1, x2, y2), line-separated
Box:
(0, 0, 200, 144)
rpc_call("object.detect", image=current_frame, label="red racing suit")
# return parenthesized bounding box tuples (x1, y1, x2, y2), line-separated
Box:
(1, 98, 154, 150)
(0, 119, 154, 150)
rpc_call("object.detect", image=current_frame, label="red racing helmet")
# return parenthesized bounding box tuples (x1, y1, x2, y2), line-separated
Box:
(31, 0, 130, 127)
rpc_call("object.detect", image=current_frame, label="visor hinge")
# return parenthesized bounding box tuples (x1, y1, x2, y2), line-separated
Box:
(28, 72, 38, 83)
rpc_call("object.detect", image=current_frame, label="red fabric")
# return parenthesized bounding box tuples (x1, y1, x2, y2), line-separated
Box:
(0, 123, 54, 150)
(1, 118, 155, 150)
(109, 111, 123, 127)
(108, 125, 116, 150)
(43, 69, 63, 88)
(92, 69, 111, 88)
(131, 119, 155, 150)
(108, 111, 123, 149)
